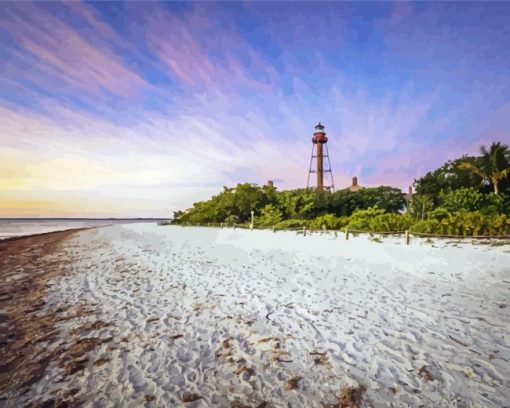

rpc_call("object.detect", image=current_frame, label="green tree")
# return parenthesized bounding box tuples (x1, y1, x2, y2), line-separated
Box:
(327, 187, 405, 217)
(458, 142, 510, 194)
(257, 204, 283, 227)
(214, 187, 236, 221)
(357, 186, 406, 213)
(414, 156, 484, 205)
(232, 183, 269, 222)
(275, 189, 316, 219)
(407, 194, 434, 220)
(438, 187, 503, 215)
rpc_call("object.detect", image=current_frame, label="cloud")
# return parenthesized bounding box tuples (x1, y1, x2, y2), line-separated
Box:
(0, 2, 151, 99)
(1, 1, 509, 216)
(0, 98, 311, 216)
(142, 2, 280, 93)
(62, 0, 123, 45)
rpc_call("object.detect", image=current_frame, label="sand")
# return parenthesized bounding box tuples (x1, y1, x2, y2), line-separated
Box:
(0, 229, 92, 402)
(0, 223, 509, 407)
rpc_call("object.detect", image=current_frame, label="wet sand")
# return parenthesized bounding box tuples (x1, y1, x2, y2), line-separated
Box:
(0, 229, 97, 407)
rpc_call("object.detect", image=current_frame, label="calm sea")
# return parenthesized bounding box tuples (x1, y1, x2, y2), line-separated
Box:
(0, 219, 168, 240)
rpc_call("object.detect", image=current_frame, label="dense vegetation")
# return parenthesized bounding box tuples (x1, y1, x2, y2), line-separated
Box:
(172, 185, 405, 225)
(172, 142, 510, 236)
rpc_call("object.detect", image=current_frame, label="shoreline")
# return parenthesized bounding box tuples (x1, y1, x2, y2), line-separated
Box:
(0, 227, 95, 243)
(0, 219, 167, 242)
(0, 228, 91, 403)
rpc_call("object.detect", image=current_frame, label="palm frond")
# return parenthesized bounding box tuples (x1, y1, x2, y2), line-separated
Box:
(458, 161, 487, 179)
(494, 168, 509, 179)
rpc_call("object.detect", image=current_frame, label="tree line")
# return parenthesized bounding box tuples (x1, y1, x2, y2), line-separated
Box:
(172, 142, 510, 236)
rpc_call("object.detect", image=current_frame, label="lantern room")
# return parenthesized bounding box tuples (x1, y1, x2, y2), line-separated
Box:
(312, 122, 328, 144)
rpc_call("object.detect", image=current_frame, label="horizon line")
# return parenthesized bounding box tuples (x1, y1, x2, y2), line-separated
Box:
(0, 217, 171, 220)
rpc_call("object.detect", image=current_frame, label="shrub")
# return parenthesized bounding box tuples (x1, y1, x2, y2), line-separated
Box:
(439, 188, 503, 215)
(487, 214, 510, 235)
(274, 219, 310, 229)
(256, 204, 283, 227)
(347, 206, 386, 231)
(343, 207, 412, 233)
(310, 214, 348, 230)
(410, 211, 510, 236)
(482, 194, 505, 216)
(410, 219, 441, 234)
(369, 213, 413, 232)
(224, 215, 240, 225)
(429, 207, 450, 221)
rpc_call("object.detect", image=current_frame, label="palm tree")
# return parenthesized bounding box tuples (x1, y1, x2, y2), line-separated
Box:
(459, 142, 510, 194)
(408, 194, 433, 220)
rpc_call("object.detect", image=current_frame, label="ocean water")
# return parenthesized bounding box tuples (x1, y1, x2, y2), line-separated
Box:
(0, 219, 168, 240)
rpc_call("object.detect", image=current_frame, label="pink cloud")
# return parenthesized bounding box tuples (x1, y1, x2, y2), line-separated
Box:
(63, 0, 123, 45)
(2, 2, 280, 102)
(0, 3, 150, 98)
(142, 3, 279, 93)
(143, 6, 220, 88)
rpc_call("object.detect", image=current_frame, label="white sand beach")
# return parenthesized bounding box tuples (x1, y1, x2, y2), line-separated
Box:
(2, 223, 509, 407)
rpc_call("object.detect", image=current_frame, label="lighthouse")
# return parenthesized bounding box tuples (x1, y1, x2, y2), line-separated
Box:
(306, 122, 335, 192)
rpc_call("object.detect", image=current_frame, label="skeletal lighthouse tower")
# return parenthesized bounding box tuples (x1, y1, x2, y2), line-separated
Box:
(306, 122, 335, 192)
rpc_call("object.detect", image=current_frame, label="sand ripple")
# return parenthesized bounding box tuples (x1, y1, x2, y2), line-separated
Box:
(1, 224, 509, 407)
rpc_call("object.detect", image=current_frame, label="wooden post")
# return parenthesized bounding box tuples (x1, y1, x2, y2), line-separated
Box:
(220, 222, 223, 229)
(303, 226, 307, 236)
(272, 226, 275, 233)
(345, 227, 349, 240)
(322, 224, 326, 232)
(233, 223, 236, 230)
(405, 230, 410, 245)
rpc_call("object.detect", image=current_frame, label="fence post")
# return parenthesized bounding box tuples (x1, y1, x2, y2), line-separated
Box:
(233, 223, 236, 230)
(405, 230, 410, 245)
(334, 231, 338, 238)
(272, 226, 275, 233)
(345, 227, 349, 240)
(220, 222, 223, 229)
(322, 224, 326, 232)
(303, 226, 307, 236)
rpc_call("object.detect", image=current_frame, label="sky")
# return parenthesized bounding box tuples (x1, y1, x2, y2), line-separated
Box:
(1, 1, 509, 218)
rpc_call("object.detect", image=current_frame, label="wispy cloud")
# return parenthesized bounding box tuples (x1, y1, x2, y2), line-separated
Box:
(1, 1, 509, 217)
(0, 2, 150, 98)
(143, 2, 279, 93)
